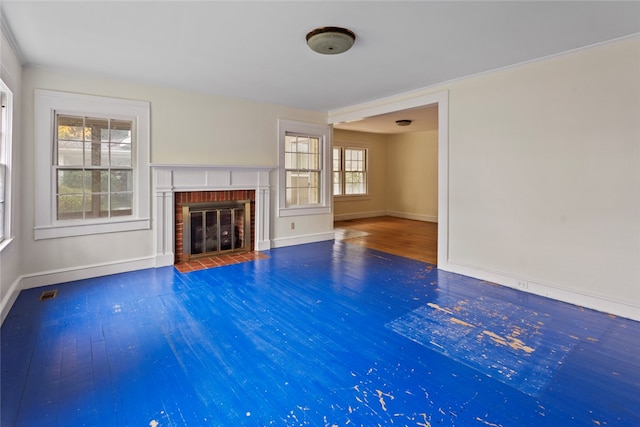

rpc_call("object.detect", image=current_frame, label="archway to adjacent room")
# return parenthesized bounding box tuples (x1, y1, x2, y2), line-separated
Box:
(328, 90, 449, 267)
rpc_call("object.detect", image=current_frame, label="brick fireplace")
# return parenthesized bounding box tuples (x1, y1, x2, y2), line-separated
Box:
(152, 165, 273, 267)
(174, 190, 255, 263)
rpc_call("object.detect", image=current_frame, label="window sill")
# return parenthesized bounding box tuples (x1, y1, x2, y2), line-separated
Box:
(34, 217, 151, 240)
(0, 237, 14, 254)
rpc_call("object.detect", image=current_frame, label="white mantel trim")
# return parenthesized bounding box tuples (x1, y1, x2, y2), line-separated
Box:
(151, 165, 274, 267)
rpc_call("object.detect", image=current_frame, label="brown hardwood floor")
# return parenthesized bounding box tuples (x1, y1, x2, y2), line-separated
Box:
(334, 216, 438, 265)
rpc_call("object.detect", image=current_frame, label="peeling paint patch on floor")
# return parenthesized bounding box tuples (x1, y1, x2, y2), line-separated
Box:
(386, 294, 608, 396)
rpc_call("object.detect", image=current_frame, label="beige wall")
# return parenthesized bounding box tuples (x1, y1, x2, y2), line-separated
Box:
(387, 130, 438, 221)
(329, 36, 639, 316)
(444, 37, 640, 307)
(20, 67, 327, 275)
(332, 129, 439, 222)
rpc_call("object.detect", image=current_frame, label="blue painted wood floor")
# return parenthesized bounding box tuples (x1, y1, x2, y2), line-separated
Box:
(2, 241, 639, 426)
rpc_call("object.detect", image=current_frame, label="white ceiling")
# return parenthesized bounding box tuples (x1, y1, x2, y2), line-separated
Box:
(2, 1, 639, 119)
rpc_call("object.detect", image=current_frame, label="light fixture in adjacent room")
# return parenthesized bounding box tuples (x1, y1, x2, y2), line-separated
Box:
(396, 119, 412, 127)
(306, 26, 356, 55)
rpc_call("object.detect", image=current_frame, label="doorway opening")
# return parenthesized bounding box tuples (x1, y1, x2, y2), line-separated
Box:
(329, 90, 449, 267)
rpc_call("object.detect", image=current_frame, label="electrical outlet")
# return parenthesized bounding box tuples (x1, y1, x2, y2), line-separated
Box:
(517, 281, 529, 290)
(290, 222, 295, 230)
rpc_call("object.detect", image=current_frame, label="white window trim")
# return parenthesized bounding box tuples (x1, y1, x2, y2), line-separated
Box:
(333, 142, 369, 198)
(34, 89, 150, 239)
(0, 80, 13, 252)
(278, 119, 332, 217)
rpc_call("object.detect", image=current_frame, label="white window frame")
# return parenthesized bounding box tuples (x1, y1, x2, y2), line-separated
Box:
(34, 90, 150, 239)
(278, 119, 332, 217)
(0, 80, 13, 250)
(333, 144, 369, 198)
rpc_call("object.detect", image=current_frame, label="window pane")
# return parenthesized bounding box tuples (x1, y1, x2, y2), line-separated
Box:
(111, 192, 133, 216)
(111, 143, 131, 167)
(307, 152, 319, 170)
(110, 120, 132, 143)
(57, 169, 84, 194)
(82, 194, 109, 219)
(0, 164, 4, 203)
(285, 135, 296, 152)
(307, 188, 320, 204)
(345, 148, 365, 171)
(57, 194, 84, 219)
(111, 169, 133, 192)
(285, 152, 294, 169)
(84, 170, 109, 193)
(285, 188, 297, 206)
(85, 142, 110, 167)
(306, 172, 320, 204)
(57, 140, 84, 166)
(285, 170, 297, 187)
(85, 117, 109, 142)
(57, 115, 84, 141)
(307, 171, 320, 188)
(333, 172, 342, 195)
(308, 137, 319, 154)
(0, 202, 3, 240)
(285, 171, 320, 206)
(346, 172, 366, 195)
(333, 148, 341, 171)
(346, 181, 366, 194)
(295, 153, 308, 170)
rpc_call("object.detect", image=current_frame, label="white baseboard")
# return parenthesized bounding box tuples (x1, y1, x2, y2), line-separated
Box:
(387, 211, 438, 223)
(20, 256, 157, 290)
(271, 231, 335, 248)
(155, 253, 175, 268)
(333, 211, 387, 222)
(1, 276, 22, 326)
(256, 240, 272, 251)
(439, 261, 640, 322)
(334, 211, 438, 223)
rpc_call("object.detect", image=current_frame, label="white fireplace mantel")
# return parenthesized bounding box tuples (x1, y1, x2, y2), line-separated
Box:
(151, 164, 274, 266)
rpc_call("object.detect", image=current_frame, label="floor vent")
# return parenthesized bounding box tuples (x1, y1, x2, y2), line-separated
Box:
(39, 290, 58, 301)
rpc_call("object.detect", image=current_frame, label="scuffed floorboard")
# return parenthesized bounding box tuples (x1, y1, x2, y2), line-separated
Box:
(2, 241, 639, 426)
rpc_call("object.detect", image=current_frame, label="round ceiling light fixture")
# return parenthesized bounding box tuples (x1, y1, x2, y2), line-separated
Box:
(396, 119, 413, 127)
(306, 26, 356, 55)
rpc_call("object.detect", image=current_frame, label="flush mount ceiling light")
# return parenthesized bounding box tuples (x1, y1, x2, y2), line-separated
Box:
(396, 119, 413, 127)
(306, 26, 356, 55)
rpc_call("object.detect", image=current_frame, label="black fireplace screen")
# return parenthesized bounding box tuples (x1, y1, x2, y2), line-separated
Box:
(183, 200, 250, 261)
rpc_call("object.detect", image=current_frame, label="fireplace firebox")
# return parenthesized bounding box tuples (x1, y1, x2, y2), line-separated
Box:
(182, 200, 251, 262)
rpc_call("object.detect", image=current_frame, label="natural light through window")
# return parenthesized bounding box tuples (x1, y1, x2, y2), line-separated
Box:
(34, 90, 150, 239)
(0, 85, 10, 244)
(278, 119, 331, 217)
(333, 146, 367, 196)
(284, 134, 321, 207)
(56, 115, 134, 220)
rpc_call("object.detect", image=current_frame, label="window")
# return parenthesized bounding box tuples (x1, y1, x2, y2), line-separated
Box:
(55, 115, 133, 220)
(0, 81, 12, 246)
(278, 119, 331, 216)
(35, 90, 150, 239)
(333, 146, 368, 196)
(284, 134, 321, 206)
